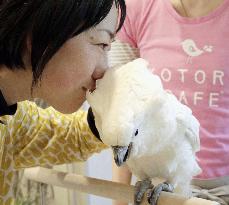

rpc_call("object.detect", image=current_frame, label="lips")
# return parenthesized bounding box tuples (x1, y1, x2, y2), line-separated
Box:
(82, 81, 96, 93)
(89, 83, 96, 93)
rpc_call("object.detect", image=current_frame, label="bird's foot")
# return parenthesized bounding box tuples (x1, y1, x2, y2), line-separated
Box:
(134, 179, 153, 205)
(147, 182, 174, 205)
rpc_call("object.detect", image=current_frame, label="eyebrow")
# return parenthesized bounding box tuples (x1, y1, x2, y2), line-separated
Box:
(97, 29, 115, 40)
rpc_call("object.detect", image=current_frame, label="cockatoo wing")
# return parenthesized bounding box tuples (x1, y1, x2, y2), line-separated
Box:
(175, 99, 200, 153)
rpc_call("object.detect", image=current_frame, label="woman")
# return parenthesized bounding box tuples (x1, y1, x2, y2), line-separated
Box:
(0, 0, 126, 204)
(110, 0, 229, 204)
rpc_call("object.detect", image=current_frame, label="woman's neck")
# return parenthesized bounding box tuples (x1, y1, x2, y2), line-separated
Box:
(171, 0, 225, 18)
(0, 66, 32, 105)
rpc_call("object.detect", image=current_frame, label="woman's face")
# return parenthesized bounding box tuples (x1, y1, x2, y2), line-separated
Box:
(33, 5, 118, 113)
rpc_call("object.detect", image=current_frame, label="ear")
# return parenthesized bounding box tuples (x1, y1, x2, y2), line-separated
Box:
(26, 36, 32, 53)
(22, 37, 32, 67)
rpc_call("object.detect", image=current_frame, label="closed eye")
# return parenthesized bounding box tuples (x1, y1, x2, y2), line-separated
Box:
(96, 43, 110, 51)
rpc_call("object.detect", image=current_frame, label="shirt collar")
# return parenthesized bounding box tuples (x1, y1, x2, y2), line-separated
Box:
(0, 90, 17, 116)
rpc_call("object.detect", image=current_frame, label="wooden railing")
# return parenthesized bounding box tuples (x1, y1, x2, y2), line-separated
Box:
(24, 167, 219, 205)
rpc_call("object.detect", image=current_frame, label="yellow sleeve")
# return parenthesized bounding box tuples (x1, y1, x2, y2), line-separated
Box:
(4, 101, 108, 169)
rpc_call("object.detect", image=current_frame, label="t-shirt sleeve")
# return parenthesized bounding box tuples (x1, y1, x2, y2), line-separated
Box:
(116, 0, 139, 48)
(6, 101, 108, 168)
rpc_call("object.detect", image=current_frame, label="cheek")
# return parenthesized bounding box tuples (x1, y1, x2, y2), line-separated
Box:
(44, 73, 86, 93)
(42, 59, 95, 91)
(42, 67, 97, 100)
(43, 71, 71, 88)
(39, 43, 105, 95)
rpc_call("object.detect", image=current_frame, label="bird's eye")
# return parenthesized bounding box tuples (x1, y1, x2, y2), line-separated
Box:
(134, 129, 138, 136)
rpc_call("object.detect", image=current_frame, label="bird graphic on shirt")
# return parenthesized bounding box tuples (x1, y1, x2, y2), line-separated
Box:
(181, 39, 213, 64)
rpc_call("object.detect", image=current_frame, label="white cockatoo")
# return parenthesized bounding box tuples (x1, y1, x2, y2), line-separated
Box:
(86, 58, 201, 205)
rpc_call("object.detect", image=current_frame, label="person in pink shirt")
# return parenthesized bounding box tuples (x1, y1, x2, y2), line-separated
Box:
(110, 0, 229, 204)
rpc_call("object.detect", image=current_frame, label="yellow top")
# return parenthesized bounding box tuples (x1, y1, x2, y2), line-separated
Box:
(0, 101, 108, 205)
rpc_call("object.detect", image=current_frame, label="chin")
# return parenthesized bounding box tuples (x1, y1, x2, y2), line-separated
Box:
(52, 101, 84, 114)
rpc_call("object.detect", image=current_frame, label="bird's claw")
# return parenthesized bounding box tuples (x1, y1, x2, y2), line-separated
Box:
(134, 179, 153, 205)
(147, 182, 174, 205)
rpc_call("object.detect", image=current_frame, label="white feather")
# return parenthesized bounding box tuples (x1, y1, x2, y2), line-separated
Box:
(86, 58, 201, 196)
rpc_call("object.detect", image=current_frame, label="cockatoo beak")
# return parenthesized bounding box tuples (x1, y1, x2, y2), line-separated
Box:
(112, 146, 129, 166)
(112, 143, 133, 166)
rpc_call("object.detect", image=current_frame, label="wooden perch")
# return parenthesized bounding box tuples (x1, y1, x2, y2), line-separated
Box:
(24, 167, 219, 205)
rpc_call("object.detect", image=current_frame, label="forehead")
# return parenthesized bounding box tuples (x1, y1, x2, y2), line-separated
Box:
(94, 4, 118, 33)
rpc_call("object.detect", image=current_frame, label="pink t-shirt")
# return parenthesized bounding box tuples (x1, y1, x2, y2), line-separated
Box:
(117, 0, 229, 179)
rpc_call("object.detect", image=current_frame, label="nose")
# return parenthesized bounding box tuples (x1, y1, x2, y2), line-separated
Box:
(92, 66, 107, 80)
(92, 51, 110, 80)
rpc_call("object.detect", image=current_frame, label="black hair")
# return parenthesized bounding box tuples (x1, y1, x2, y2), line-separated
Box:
(0, 0, 126, 84)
